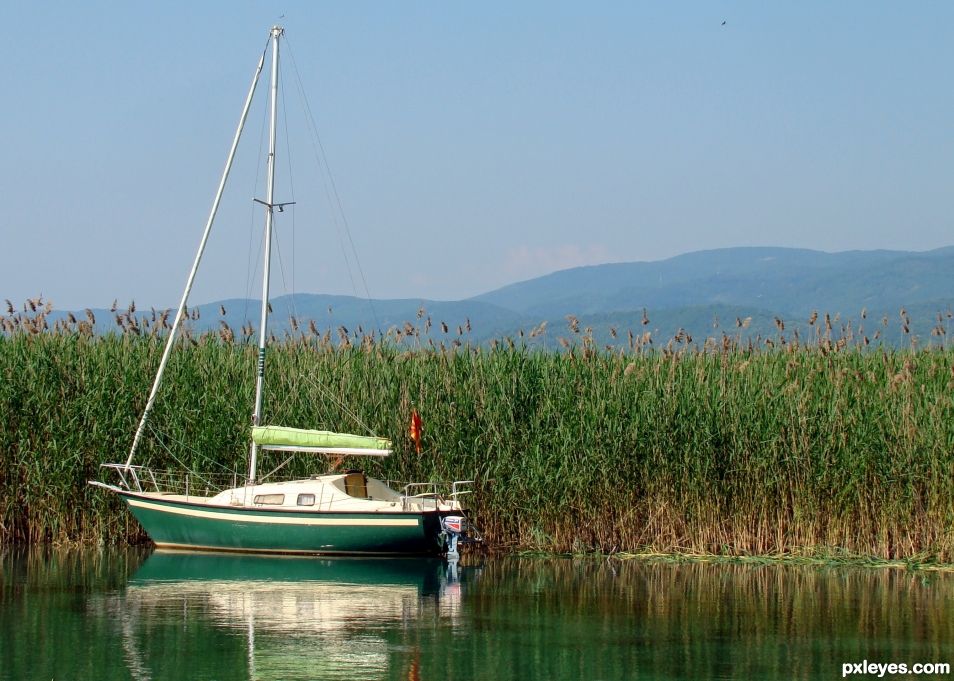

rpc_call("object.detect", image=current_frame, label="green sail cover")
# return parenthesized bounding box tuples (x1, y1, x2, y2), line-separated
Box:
(251, 425, 391, 451)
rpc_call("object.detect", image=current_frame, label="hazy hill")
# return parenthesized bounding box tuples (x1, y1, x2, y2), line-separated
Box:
(473, 246, 954, 319)
(32, 246, 954, 347)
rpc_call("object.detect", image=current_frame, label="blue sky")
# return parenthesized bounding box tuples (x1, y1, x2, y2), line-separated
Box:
(3, 2, 953, 309)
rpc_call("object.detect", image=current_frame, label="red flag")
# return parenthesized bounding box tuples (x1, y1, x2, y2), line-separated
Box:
(409, 410, 423, 453)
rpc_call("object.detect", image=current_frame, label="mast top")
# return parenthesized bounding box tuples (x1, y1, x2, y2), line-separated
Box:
(270, 25, 284, 38)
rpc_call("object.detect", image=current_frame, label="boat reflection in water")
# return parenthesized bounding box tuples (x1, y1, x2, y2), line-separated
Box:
(121, 551, 472, 680)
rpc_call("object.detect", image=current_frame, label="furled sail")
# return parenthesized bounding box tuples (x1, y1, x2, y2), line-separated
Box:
(252, 425, 391, 455)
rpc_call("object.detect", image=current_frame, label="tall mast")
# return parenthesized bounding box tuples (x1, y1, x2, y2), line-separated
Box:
(248, 25, 283, 484)
(124, 38, 269, 472)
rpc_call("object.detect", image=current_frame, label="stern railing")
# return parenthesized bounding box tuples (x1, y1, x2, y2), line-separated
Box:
(398, 479, 476, 511)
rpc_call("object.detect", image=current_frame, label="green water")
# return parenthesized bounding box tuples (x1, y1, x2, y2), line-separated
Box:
(1, 550, 951, 681)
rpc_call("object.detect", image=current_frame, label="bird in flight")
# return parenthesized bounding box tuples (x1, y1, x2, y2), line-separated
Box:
(722, 20, 727, 25)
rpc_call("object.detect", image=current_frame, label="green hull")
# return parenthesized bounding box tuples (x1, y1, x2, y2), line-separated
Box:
(120, 491, 451, 556)
(133, 551, 445, 592)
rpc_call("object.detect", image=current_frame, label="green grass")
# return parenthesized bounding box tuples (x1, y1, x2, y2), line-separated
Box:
(1, 310, 953, 562)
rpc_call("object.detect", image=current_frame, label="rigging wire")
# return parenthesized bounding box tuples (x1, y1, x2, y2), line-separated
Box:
(131, 33, 393, 476)
(282, 58, 297, 313)
(298, 369, 376, 437)
(284, 41, 359, 307)
(243, 88, 272, 326)
(126, 35, 272, 466)
(285, 36, 383, 337)
(277, 54, 298, 325)
(146, 422, 237, 480)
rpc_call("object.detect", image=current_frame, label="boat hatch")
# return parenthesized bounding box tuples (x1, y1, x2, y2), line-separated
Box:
(343, 471, 368, 499)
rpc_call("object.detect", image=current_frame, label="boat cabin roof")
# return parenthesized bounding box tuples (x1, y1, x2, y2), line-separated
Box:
(206, 471, 403, 511)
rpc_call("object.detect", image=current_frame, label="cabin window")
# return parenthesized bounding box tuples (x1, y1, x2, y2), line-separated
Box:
(297, 493, 316, 506)
(253, 494, 284, 505)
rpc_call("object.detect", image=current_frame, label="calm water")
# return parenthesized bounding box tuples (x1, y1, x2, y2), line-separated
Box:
(1, 549, 951, 681)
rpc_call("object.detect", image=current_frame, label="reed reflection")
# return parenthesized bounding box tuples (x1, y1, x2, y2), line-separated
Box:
(445, 558, 954, 681)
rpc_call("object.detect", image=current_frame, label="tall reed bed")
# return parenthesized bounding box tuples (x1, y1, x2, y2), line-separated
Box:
(1, 306, 952, 561)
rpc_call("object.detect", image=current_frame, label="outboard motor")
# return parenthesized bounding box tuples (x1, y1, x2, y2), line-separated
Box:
(441, 515, 466, 560)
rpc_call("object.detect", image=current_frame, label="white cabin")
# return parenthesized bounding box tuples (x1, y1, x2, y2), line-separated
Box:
(203, 471, 463, 513)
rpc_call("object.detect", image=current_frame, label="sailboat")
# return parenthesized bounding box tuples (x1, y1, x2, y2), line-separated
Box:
(90, 26, 479, 557)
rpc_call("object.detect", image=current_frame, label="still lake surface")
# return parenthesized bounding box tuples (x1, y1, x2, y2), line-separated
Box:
(1, 549, 951, 681)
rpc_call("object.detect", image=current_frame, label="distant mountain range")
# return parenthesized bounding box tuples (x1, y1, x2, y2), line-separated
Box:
(33, 246, 954, 348)
(469, 246, 954, 347)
